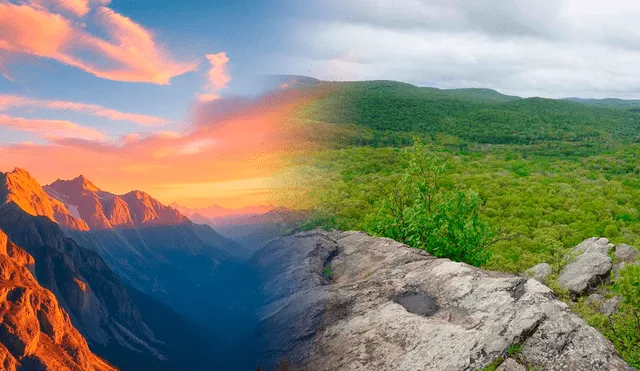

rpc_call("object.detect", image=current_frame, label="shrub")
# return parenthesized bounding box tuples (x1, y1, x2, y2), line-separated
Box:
(371, 138, 494, 266)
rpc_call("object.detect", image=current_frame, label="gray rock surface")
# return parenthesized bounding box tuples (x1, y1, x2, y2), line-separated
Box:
(615, 244, 638, 263)
(496, 358, 526, 371)
(525, 263, 551, 283)
(254, 230, 632, 371)
(601, 296, 622, 316)
(572, 237, 612, 255)
(559, 252, 612, 296)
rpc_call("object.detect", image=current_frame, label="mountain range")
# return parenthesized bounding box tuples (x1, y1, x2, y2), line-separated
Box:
(44, 176, 188, 230)
(170, 202, 275, 219)
(0, 168, 223, 370)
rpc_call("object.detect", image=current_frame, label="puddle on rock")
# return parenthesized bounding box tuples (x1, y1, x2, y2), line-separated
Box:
(394, 292, 439, 316)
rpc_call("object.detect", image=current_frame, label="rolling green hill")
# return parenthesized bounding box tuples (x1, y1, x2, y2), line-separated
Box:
(567, 97, 640, 111)
(304, 81, 640, 148)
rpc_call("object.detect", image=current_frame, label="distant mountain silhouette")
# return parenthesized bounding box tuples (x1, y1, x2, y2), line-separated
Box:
(171, 201, 275, 219)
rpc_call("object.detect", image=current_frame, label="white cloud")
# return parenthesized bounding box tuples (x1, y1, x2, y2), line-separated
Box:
(286, 0, 640, 98)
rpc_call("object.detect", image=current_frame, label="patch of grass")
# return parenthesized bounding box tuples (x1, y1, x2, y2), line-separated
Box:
(480, 340, 525, 371)
(507, 343, 522, 356)
(322, 264, 333, 279)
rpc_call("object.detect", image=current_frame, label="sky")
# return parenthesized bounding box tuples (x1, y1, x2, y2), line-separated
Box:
(1, 0, 640, 208)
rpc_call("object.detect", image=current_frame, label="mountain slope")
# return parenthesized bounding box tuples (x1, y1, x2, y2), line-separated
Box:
(206, 207, 310, 259)
(0, 168, 89, 231)
(0, 228, 116, 371)
(36, 173, 254, 353)
(171, 202, 274, 219)
(0, 202, 168, 369)
(43, 174, 244, 300)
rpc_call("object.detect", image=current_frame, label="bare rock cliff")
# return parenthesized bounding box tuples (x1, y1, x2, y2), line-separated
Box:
(0, 229, 116, 371)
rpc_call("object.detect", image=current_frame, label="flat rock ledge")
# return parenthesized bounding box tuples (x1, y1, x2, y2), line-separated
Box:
(254, 230, 632, 371)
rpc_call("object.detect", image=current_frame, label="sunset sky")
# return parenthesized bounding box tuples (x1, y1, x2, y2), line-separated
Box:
(3, 0, 640, 208)
(0, 0, 312, 208)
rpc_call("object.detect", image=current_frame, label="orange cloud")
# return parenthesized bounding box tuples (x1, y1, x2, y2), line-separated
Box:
(0, 2, 196, 84)
(0, 95, 168, 126)
(0, 89, 321, 208)
(0, 114, 105, 141)
(199, 52, 231, 102)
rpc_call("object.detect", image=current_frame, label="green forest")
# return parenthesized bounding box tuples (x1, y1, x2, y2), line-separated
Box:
(293, 80, 640, 366)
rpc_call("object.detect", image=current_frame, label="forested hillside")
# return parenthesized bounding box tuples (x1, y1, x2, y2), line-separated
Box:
(298, 81, 640, 268)
(292, 80, 640, 366)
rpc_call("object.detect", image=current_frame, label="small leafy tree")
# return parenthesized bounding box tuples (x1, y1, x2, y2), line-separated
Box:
(371, 138, 494, 266)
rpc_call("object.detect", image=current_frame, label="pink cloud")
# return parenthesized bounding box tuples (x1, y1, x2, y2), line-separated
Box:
(199, 52, 231, 102)
(0, 95, 24, 110)
(0, 1, 196, 84)
(121, 133, 141, 143)
(0, 95, 169, 126)
(0, 114, 105, 141)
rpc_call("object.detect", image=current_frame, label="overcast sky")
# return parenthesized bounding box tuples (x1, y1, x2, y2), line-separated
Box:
(278, 0, 640, 98)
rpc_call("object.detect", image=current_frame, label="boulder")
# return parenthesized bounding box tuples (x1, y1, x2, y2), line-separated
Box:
(601, 296, 621, 316)
(615, 244, 638, 263)
(496, 358, 526, 371)
(525, 263, 551, 283)
(254, 230, 632, 371)
(572, 237, 611, 255)
(558, 252, 611, 296)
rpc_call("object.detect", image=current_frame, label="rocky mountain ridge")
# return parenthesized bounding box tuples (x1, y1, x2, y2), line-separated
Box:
(44, 175, 188, 230)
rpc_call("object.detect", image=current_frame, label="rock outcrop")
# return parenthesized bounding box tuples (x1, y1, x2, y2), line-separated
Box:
(254, 230, 632, 371)
(557, 238, 640, 297)
(558, 253, 612, 296)
(0, 229, 116, 371)
(496, 358, 525, 371)
(572, 237, 613, 255)
(615, 244, 638, 263)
